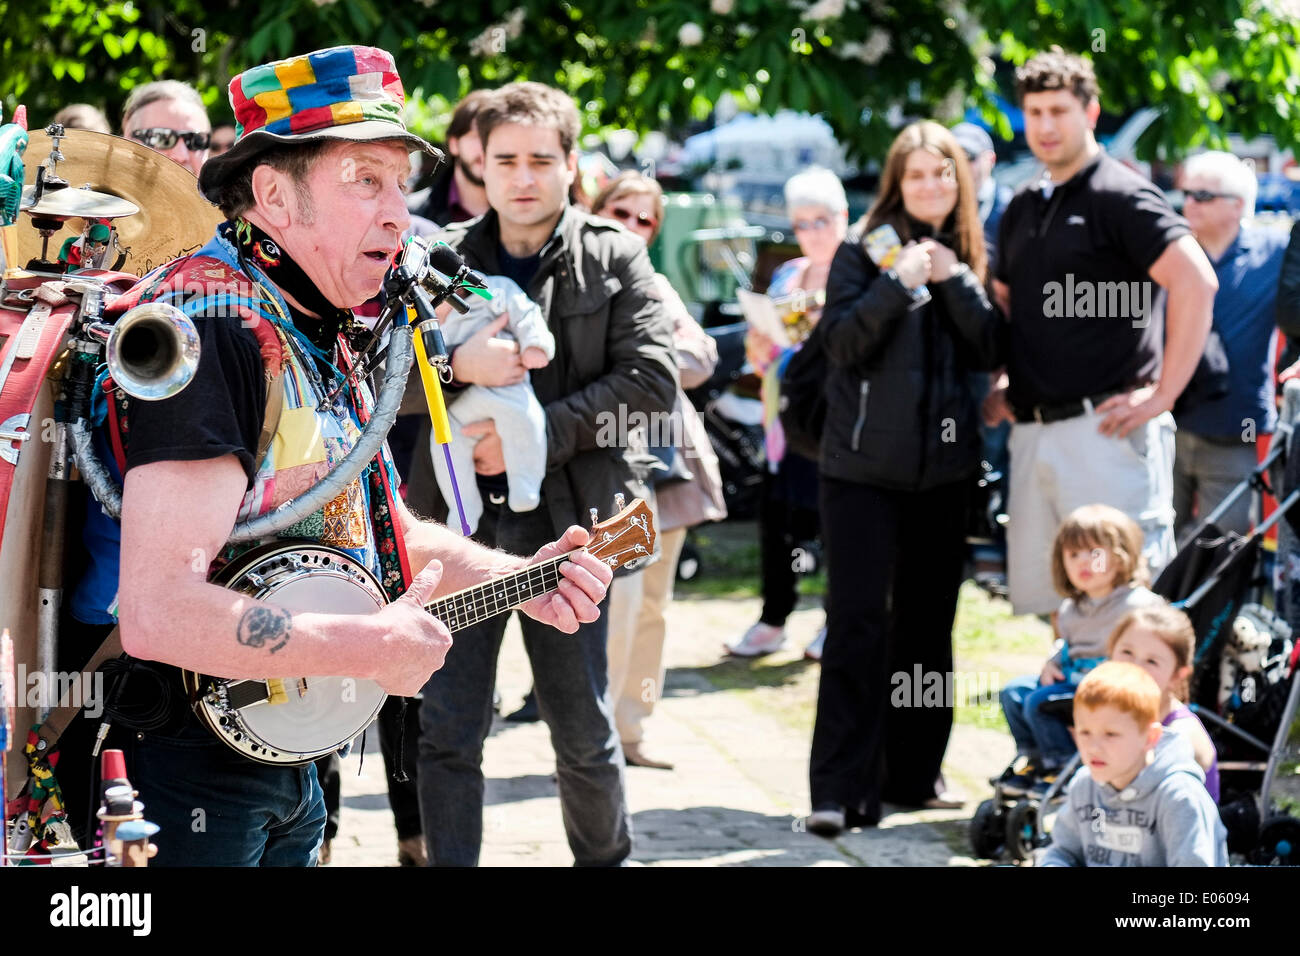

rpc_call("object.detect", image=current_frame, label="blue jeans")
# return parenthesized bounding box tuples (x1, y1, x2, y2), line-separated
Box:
(417, 496, 632, 866)
(129, 720, 325, 866)
(999, 675, 1077, 769)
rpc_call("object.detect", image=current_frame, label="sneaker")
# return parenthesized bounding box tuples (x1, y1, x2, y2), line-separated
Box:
(804, 626, 827, 662)
(1001, 763, 1057, 798)
(806, 805, 846, 837)
(993, 756, 1040, 796)
(726, 622, 787, 657)
(397, 836, 427, 867)
(1026, 772, 1059, 799)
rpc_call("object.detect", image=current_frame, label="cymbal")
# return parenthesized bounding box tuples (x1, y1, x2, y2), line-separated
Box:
(16, 129, 222, 277)
(21, 183, 139, 219)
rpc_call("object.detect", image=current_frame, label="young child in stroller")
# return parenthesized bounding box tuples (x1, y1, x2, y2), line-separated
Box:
(999, 505, 1164, 793)
(1107, 604, 1220, 802)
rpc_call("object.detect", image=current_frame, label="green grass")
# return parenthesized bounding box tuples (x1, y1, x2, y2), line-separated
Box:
(677, 520, 1054, 737)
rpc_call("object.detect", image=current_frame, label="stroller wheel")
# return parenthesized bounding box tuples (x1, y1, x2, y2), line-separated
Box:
(1004, 800, 1040, 862)
(1254, 815, 1300, 866)
(969, 798, 1004, 859)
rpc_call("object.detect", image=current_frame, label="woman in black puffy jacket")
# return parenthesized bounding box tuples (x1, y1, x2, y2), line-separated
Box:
(806, 121, 1004, 836)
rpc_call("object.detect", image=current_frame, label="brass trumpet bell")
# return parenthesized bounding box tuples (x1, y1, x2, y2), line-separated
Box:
(106, 302, 200, 400)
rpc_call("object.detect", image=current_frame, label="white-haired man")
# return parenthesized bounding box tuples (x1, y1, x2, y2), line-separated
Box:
(120, 79, 212, 177)
(1173, 150, 1287, 538)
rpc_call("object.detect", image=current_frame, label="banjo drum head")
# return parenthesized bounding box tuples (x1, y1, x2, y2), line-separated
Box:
(232, 561, 388, 757)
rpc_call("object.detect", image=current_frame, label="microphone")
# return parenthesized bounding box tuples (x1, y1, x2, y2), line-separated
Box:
(425, 241, 486, 301)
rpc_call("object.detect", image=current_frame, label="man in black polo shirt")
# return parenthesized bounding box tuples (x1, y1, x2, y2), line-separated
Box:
(986, 48, 1217, 615)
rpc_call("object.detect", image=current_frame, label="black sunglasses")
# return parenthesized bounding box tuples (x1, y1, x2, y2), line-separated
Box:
(1184, 189, 1236, 203)
(608, 206, 657, 229)
(130, 127, 212, 151)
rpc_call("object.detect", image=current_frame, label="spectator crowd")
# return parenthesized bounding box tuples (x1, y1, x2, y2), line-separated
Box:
(36, 41, 1300, 869)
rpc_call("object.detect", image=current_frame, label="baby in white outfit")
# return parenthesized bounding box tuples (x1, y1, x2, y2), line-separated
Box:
(432, 275, 555, 533)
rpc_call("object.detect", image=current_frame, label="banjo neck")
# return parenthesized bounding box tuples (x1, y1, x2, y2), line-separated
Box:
(424, 498, 658, 632)
(426, 553, 567, 634)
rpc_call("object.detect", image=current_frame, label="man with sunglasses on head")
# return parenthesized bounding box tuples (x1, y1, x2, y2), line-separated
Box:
(120, 79, 212, 177)
(1172, 151, 1286, 540)
(985, 47, 1218, 617)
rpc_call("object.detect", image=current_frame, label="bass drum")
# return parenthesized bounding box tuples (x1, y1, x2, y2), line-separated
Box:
(0, 273, 137, 800)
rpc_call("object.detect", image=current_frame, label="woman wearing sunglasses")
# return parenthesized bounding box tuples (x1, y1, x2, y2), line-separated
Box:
(806, 122, 1003, 836)
(587, 172, 728, 768)
(729, 167, 849, 662)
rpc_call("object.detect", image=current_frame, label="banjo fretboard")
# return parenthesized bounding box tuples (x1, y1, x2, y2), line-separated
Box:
(425, 553, 568, 633)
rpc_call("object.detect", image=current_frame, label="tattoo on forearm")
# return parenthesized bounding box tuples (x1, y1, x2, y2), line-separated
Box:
(236, 606, 293, 654)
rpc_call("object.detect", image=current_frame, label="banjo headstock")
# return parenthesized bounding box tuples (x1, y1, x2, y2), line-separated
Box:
(585, 496, 656, 571)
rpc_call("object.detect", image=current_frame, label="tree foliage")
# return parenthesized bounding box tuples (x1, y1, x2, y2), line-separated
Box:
(2, 0, 1299, 162)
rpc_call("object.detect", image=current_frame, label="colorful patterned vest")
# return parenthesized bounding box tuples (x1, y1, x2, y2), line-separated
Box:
(98, 225, 411, 602)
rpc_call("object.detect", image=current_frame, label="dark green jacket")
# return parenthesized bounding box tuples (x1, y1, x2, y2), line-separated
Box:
(434, 205, 679, 538)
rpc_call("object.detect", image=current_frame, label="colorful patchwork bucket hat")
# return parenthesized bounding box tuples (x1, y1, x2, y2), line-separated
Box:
(199, 45, 443, 201)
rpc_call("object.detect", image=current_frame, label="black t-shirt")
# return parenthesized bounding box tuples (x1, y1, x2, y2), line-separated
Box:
(498, 245, 542, 292)
(123, 305, 341, 487)
(995, 152, 1191, 409)
(123, 309, 265, 487)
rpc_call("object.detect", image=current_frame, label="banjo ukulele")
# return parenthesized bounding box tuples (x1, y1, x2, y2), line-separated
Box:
(183, 498, 655, 765)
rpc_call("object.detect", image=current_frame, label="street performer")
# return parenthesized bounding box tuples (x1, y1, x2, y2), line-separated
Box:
(59, 45, 612, 866)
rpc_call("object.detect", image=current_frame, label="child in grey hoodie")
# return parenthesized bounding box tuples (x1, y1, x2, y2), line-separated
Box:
(1040, 661, 1227, 867)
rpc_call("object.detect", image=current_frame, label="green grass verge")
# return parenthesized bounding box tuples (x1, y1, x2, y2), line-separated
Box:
(677, 520, 1053, 737)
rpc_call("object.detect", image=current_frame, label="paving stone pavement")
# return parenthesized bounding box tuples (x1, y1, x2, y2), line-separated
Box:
(329, 596, 1016, 867)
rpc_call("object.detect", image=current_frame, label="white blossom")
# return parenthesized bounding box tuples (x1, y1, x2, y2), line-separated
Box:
(710, 0, 735, 14)
(678, 22, 704, 46)
(861, 27, 892, 65)
(802, 0, 846, 18)
(936, 85, 966, 121)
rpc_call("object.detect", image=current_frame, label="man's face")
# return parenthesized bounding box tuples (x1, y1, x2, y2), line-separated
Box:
(1182, 172, 1244, 240)
(966, 149, 995, 192)
(482, 122, 576, 231)
(1072, 703, 1160, 790)
(449, 127, 485, 187)
(210, 126, 237, 157)
(275, 141, 412, 309)
(126, 98, 212, 177)
(1022, 90, 1097, 172)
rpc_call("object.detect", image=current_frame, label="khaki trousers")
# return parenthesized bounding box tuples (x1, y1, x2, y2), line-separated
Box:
(605, 527, 688, 745)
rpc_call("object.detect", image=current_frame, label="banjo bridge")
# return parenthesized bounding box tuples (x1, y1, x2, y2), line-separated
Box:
(217, 676, 311, 711)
